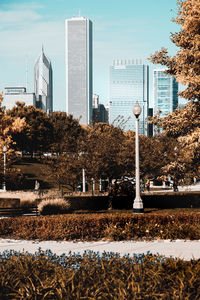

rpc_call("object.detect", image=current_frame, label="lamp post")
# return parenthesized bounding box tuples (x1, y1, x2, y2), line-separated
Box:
(133, 102, 144, 213)
(3, 145, 7, 191)
(79, 152, 86, 193)
(82, 167, 86, 193)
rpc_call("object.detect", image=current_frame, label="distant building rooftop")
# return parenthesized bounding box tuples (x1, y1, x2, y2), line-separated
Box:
(5, 87, 26, 94)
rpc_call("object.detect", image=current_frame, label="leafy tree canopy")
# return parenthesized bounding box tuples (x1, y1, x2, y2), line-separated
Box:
(48, 112, 84, 154)
(149, 0, 200, 101)
(0, 94, 25, 155)
(6, 102, 53, 154)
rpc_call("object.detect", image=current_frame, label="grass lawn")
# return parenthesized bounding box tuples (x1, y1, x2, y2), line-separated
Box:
(70, 207, 200, 215)
(12, 156, 56, 189)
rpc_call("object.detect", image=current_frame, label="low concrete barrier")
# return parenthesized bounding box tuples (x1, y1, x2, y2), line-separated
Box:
(0, 198, 20, 208)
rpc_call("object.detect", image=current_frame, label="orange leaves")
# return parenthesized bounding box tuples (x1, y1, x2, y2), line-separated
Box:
(149, 0, 200, 101)
(0, 93, 26, 157)
(150, 100, 200, 176)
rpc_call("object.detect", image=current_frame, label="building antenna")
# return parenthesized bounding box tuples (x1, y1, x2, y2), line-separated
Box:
(25, 55, 28, 92)
(78, 9, 81, 17)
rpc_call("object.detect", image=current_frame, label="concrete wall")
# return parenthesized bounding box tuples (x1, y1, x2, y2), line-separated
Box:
(0, 198, 20, 208)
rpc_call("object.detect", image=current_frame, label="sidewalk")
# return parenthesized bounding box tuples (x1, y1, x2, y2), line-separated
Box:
(0, 239, 200, 260)
(144, 182, 200, 194)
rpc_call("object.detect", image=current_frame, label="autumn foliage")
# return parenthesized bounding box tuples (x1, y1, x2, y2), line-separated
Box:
(150, 0, 200, 101)
(148, 0, 200, 179)
(1, 213, 200, 241)
(0, 93, 25, 155)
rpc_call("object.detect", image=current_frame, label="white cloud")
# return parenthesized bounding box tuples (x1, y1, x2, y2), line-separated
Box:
(0, 20, 64, 56)
(0, 10, 42, 29)
(4, 2, 44, 10)
(0, 1, 64, 58)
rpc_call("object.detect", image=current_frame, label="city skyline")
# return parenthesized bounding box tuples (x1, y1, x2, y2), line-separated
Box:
(0, 0, 179, 112)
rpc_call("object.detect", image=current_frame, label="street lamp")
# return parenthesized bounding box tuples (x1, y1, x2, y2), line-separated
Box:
(82, 167, 86, 193)
(133, 102, 144, 213)
(79, 152, 86, 193)
(3, 145, 7, 191)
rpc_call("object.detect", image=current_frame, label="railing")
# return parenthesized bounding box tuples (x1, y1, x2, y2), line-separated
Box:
(0, 206, 39, 217)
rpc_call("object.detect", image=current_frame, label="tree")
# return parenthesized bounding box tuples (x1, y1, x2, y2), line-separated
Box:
(149, 0, 200, 101)
(7, 102, 53, 154)
(150, 102, 200, 179)
(42, 153, 82, 191)
(0, 94, 25, 150)
(80, 123, 128, 183)
(48, 112, 84, 154)
(149, 0, 200, 180)
(0, 93, 26, 184)
(139, 135, 178, 180)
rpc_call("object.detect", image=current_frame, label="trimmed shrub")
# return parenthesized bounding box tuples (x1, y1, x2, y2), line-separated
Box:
(38, 198, 71, 215)
(1, 213, 200, 241)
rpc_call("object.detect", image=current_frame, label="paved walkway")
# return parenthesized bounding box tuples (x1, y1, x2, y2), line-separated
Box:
(0, 239, 200, 260)
(148, 182, 200, 193)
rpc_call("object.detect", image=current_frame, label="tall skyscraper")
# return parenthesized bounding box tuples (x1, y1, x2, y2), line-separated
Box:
(153, 69, 178, 118)
(34, 47, 53, 113)
(65, 16, 93, 125)
(109, 60, 149, 134)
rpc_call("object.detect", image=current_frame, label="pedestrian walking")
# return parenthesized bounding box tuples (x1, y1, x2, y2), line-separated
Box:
(146, 179, 150, 192)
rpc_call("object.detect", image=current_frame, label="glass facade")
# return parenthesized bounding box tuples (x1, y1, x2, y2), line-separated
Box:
(109, 61, 149, 134)
(34, 48, 53, 113)
(153, 69, 178, 118)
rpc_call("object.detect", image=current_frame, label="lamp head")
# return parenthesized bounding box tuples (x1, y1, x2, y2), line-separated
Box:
(133, 101, 142, 118)
(3, 145, 7, 153)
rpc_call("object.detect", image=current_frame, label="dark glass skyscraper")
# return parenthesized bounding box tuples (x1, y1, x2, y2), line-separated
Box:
(109, 60, 149, 134)
(153, 69, 178, 118)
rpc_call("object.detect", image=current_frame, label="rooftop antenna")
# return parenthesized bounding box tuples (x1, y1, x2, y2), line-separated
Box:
(25, 55, 28, 92)
(78, 9, 81, 17)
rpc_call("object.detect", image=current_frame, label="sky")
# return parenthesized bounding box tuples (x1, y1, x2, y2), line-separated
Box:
(0, 0, 179, 111)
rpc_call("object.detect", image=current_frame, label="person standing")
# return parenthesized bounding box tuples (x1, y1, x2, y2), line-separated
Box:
(34, 180, 40, 195)
(173, 178, 178, 192)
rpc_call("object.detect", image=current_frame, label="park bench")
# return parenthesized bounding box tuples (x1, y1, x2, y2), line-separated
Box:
(0, 206, 39, 217)
(0, 198, 39, 217)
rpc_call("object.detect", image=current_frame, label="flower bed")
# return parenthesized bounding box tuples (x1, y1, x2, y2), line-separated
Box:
(0, 249, 199, 299)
